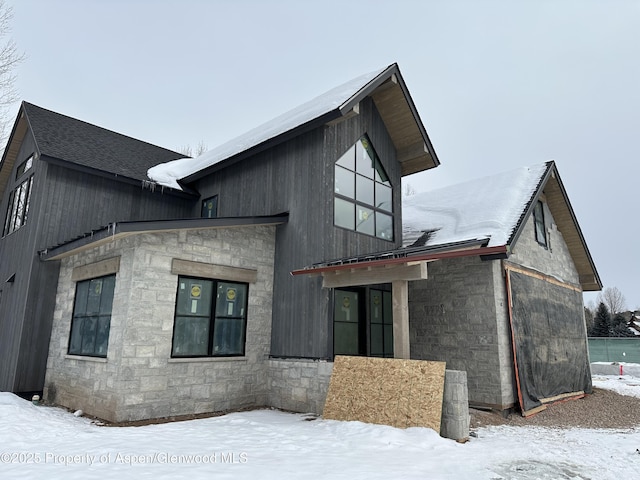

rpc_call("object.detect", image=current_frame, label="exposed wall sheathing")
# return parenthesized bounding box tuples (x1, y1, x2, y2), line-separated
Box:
(506, 266, 592, 416)
(323, 356, 446, 432)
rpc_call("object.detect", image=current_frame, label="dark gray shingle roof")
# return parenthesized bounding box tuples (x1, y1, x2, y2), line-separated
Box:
(23, 102, 185, 181)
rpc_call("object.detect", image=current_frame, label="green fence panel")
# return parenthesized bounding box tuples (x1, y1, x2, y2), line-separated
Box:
(588, 338, 640, 363)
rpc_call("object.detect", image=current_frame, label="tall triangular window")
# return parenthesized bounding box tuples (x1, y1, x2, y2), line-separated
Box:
(334, 135, 393, 240)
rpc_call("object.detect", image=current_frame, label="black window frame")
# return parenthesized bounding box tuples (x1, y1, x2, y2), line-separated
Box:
(68, 274, 116, 358)
(533, 200, 547, 247)
(201, 195, 218, 218)
(3, 175, 34, 236)
(333, 135, 394, 241)
(171, 275, 249, 358)
(15, 154, 33, 179)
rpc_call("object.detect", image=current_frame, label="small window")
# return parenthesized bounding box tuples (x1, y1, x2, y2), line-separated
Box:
(201, 196, 218, 218)
(15, 155, 33, 179)
(533, 200, 547, 247)
(172, 276, 248, 357)
(334, 135, 394, 241)
(68, 275, 116, 357)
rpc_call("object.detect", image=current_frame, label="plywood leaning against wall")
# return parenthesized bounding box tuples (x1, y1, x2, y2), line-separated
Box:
(323, 356, 446, 432)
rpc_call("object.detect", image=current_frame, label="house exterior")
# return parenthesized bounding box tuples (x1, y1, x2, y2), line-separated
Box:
(7, 64, 449, 422)
(1, 63, 599, 423)
(402, 162, 602, 414)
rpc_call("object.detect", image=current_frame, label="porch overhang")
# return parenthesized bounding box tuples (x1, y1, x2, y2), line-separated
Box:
(290, 243, 509, 283)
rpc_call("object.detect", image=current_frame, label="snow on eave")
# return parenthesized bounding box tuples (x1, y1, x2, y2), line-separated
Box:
(402, 162, 550, 249)
(147, 65, 393, 190)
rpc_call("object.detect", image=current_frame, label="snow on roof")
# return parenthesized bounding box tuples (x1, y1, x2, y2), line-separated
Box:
(402, 162, 550, 248)
(148, 66, 389, 190)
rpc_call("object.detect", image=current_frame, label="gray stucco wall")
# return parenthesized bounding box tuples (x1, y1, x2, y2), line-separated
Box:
(408, 201, 583, 410)
(44, 226, 276, 422)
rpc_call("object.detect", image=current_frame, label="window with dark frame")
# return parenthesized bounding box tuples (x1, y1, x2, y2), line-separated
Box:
(201, 195, 218, 218)
(334, 135, 394, 241)
(3, 175, 34, 236)
(68, 274, 116, 357)
(15, 155, 33, 179)
(533, 200, 547, 247)
(171, 276, 248, 357)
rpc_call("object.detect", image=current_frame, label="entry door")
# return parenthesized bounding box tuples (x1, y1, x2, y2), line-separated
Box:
(369, 289, 394, 358)
(333, 288, 365, 355)
(333, 287, 393, 357)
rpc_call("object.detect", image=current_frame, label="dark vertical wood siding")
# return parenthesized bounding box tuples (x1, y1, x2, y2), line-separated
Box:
(0, 136, 196, 391)
(192, 98, 402, 358)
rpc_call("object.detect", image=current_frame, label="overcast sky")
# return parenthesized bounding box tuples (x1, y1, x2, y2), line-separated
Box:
(9, 0, 640, 309)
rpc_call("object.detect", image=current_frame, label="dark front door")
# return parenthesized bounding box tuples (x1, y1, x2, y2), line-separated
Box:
(333, 286, 393, 357)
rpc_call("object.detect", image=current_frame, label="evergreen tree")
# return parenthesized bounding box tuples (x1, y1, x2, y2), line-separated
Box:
(610, 313, 633, 337)
(589, 302, 611, 337)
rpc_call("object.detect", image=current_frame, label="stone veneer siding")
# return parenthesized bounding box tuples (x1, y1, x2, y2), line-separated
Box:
(409, 255, 513, 409)
(409, 202, 583, 410)
(44, 226, 276, 422)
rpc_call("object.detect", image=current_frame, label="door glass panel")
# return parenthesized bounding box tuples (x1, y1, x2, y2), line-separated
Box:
(383, 324, 394, 357)
(335, 291, 358, 323)
(334, 322, 359, 355)
(334, 290, 359, 355)
(370, 324, 384, 356)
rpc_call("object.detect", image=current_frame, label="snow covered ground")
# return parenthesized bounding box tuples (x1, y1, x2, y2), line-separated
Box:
(1, 375, 639, 479)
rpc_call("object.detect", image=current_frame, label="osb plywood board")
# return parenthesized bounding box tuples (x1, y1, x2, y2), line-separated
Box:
(323, 356, 446, 432)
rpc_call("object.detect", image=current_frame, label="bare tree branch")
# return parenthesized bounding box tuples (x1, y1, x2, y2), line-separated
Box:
(597, 286, 627, 315)
(0, 0, 24, 143)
